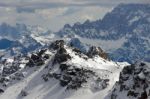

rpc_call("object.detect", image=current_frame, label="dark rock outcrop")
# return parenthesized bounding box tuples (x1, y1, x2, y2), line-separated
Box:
(37, 49, 47, 57)
(0, 89, 4, 93)
(50, 40, 65, 50)
(87, 46, 108, 60)
(26, 49, 48, 67)
(20, 90, 28, 97)
(53, 44, 71, 64)
(110, 62, 150, 99)
(43, 63, 109, 90)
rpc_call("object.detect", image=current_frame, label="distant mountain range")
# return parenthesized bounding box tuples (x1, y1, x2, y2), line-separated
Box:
(0, 23, 54, 58)
(0, 4, 149, 63)
(0, 3, 149, 99)
(57, 4, 150, 63)
(0, 23, 37, 57)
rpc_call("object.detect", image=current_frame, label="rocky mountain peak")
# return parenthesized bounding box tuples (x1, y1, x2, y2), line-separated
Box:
(109, 62, 150, 99)
(0, 39, 129, 99)
(87, 46, 108, 60)
(56, 4, 150, 63)
(50, 40, 65, 50)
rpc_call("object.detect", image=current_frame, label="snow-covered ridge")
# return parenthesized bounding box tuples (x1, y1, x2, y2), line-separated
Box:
(0, 40, 129, 99)
(107, 62, 150, 99)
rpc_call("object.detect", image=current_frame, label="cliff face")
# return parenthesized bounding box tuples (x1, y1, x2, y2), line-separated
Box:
(108, 62, 150, 99)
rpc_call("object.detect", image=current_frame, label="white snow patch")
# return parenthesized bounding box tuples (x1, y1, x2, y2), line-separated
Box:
(128, 16, 140, 25)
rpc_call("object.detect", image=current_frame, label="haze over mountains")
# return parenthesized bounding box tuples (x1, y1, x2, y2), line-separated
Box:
(0, 3, 149, 99)
(0, 4, 149, 63)
(58, 4, 150, 63)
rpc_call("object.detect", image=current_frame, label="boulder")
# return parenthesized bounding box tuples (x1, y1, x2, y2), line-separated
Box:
(20, 90, 28, 97)
(0, 88, 4, 93)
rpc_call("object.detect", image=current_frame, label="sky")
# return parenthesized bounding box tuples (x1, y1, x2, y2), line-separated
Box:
(0, 0, 149, 31)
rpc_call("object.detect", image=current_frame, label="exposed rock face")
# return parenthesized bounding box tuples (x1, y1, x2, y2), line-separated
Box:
(59, 64, 94, 89)
(43, 40, 111, 90)
(0, 57, 22, 77)
(42, 63, 109, 90)
(109, 62, 150, 99)
(0, 39, 129, 99)
(53, 53, 71, 64)
(87, 46, 108, 60)
(27, 49, 48, 67)
(72, 48, 82, 54)
(27, 53, 44, 66)
(0, 47, 53, 92)
(2, 65, 20, 77)
(52, 40, 71, 64)
(37, 49, 47, 57)
(50, 40, 65, 50)
(20, 90, 28, 97)
(0, 57, 27, 87)
(0, 89, 4, 93)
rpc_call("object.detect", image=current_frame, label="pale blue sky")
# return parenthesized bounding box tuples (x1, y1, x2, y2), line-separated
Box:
(0, 0, 149, 31)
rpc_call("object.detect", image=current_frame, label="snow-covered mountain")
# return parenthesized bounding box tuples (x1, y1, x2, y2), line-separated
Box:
(0, 23, 28, 40)
(0, 4, 149, 99)
(57, 4, 150, 63)
(27, 25, 58, 45)
(106, 62, 150, 99)
(0, 23, 55, 58)
(0, 40, 131, 99)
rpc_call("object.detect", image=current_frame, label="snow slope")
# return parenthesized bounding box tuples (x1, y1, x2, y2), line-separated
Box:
(106, 62, 150, 99)
(0, 40, 129, 99)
